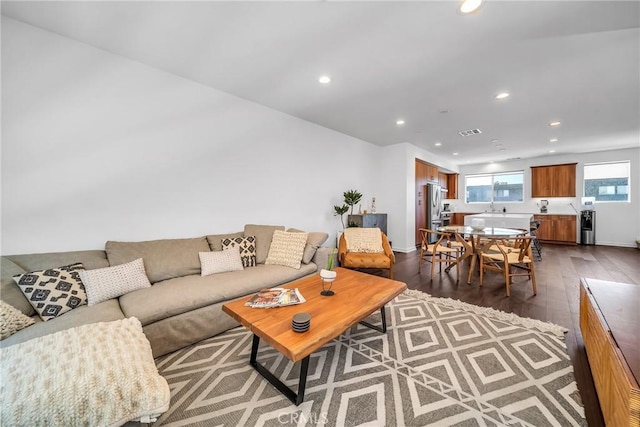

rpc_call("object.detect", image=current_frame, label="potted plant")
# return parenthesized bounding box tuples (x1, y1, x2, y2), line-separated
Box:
(334, 204, 349, 229)
(343, 189, 363, 215)
(320, 248, 337, 296)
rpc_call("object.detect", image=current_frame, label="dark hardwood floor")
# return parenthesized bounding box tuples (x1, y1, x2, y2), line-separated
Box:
(380, 244, 639, 427)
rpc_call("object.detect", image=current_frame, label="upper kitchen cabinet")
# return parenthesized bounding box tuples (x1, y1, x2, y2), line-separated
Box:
(438, 172, 448, 190)
(531, 163, 577, 197)
(446, 174, 459, 199)
(415, 160, 439, 185)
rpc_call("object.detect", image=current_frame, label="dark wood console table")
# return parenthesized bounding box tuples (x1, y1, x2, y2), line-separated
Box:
(579, 278, 639, 426)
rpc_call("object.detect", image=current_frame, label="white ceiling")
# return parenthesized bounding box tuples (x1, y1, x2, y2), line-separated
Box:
(2, 1, 639, 166)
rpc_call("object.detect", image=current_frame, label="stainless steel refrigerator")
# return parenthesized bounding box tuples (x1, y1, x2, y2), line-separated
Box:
(425, 184, 442, 243)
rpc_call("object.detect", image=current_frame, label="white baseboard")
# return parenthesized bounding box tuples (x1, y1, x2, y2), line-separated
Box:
(392, 246, 417, 253)
(593, 241, 637, 248)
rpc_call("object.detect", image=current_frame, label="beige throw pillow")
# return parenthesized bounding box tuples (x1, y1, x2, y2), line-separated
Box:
(244, 224, 285, 264)
(344, 227, 384, 253)
(286, 228, 329, 264)
(199, 247, 244, 276)
(0, 301, 35, 340)
(265, 230, 308, 269)
(80, 258, 152, 306)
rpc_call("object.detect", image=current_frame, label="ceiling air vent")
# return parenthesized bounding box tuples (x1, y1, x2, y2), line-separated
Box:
(458, 129, 482, 137)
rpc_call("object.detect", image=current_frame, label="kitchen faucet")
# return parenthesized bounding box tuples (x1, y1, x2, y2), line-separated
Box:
(489, 202, 496, 213)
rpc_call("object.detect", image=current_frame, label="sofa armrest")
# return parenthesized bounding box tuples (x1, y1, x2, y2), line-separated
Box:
(312, 246, 337, 271)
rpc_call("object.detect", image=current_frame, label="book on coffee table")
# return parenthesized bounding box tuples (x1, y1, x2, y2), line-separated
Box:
(245, 288, 306, 308)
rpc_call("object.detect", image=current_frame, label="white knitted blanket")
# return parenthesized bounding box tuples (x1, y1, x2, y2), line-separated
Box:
(1, 317, 170, 427)
(344, 227, 384, 253)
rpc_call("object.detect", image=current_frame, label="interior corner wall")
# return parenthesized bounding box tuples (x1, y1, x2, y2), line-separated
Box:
(0, 17, 383, 255)
(378, 143, 460, 253)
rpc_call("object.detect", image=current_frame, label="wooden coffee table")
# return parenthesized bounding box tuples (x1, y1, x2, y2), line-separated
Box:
(222, 267, 407, 405)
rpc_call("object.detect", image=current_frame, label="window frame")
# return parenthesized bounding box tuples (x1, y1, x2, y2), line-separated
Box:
(583, 161, 631, 203)
(464, 170, 525, 204)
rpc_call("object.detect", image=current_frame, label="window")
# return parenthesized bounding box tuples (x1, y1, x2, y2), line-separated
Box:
(584, 161, 630, 202)
(465, 171, 524, 203)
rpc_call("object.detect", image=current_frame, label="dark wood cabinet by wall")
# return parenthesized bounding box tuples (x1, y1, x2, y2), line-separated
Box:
(438, 172, 448, 190)
(347, 214, 387, 236)
(531, 163, 577, 197)
(446, 174, 459, 199)
(533, 214, 577, 244)
(415, 160, 438, 244)
(450, 212, 472, 226)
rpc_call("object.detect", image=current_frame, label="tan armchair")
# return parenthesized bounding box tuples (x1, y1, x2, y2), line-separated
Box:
(338, 229, 395, 279)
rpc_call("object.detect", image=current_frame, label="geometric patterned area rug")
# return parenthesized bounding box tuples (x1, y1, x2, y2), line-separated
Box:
(153, 289, 586, 426)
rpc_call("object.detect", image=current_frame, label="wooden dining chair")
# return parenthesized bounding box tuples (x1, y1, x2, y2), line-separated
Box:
(479, 235, 537, 297)
(419, 229, 468, 282)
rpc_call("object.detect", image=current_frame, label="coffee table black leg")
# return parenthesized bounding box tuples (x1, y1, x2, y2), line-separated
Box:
(359, 306, 387, 333)
(249, 334, 310, 405)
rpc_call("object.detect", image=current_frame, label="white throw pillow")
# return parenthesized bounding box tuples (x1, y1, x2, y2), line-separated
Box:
(265, 230, 308, 269)
(79, 258, 152, 306)
(199, 247, 244, 276)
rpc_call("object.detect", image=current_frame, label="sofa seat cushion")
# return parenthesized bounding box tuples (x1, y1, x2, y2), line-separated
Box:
(106, 237, 210, 283)
(119, 263, 317, 325)
(0, 299, 125, 348)
(342, 252, 393, 269)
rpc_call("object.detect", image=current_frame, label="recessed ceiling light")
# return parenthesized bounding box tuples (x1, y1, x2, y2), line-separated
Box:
(318, 75, 331, 84)
(459, 0, 483, 14)
(499, 148, 506, 151)
(434, 142, 442, 147)
(549, 138, 558, 143)
(395, 119, 405, 126)
(452, 152, 459, 156)
(495, 92, 510, 100)
(549, 149, 556, 153)
(549, 121, 561, 127)
(491, 139, 499, 143)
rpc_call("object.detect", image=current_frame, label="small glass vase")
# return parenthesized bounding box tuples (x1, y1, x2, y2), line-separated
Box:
(320, 269, 336, 296)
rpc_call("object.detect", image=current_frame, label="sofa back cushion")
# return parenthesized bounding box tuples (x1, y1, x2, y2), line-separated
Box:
(106, 237, 210, 283)
(243, 224, 285, 264)
(205, 232, 244, 251)
(2, 251, 109, 316)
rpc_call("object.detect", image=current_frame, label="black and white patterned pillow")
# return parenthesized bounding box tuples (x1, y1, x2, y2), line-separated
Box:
(12, 263, 87, 321)
(221, 236, 257, 267)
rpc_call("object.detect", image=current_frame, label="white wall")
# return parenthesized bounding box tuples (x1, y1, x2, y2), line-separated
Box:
(452, 149, 640, 247)
(3, 18, 637, 255)
(377, 143, 459, 253)
(1, 18, 384, 254)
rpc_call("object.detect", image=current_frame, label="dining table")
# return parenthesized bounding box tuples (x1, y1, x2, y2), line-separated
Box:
(437, 225, 529, 284)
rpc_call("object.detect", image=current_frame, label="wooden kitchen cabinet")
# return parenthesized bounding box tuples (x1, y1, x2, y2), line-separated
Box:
(533, 214, 577, 244)
(531, 163, 577, 197)
(438, 172, 448, 190)
(446, 174, 459, 199)
(415, 159, 440, 244)
(425, 164, 438, 183)
(450, 213, 472, 226)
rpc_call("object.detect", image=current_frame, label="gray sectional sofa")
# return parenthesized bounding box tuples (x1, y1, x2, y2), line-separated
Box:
(1, 224, 331, 357)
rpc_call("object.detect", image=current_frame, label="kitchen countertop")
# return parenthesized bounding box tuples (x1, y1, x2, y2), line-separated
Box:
(448, 211, 578, 216)
(467, 213, 533, 219)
